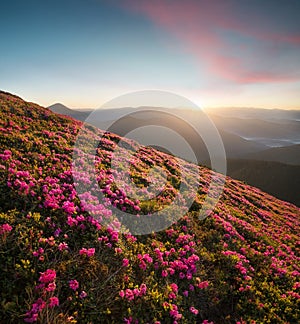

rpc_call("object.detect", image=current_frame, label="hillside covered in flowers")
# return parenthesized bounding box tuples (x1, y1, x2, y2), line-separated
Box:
(0, 91, 299, 323)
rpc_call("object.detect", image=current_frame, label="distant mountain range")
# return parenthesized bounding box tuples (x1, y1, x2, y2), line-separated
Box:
(48, 103, 300, 206)
(246, 144, 300, 165)
(208, 106, 300, 121)
(208, 113, 300, 147)
(48, 103, 300, 147)
(48, 103, 299, 159)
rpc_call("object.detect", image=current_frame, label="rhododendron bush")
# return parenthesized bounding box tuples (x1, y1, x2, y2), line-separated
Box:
(0, 91, 299, 323)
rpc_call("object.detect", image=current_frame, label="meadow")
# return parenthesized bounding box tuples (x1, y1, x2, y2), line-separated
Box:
(0, 91, 299, 323)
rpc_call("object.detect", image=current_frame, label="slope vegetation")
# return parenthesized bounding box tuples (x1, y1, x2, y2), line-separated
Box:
(0, 92, 299, 324)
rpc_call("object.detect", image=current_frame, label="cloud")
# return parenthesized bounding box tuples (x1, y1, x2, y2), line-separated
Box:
(120, 0, 300, 84)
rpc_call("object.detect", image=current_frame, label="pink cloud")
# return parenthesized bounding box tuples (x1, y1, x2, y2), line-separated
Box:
(120, 0, 300, 84)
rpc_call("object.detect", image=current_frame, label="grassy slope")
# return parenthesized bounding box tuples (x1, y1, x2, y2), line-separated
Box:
(226, 159, 300, 207)
(0, 92, 299, 324)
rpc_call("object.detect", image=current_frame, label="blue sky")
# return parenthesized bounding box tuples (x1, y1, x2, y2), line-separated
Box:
(1, 0, 300, 109)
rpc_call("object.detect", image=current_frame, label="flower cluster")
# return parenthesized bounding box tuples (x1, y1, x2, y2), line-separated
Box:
(24, 269, 59, 322)
(119, 283, 147, 301)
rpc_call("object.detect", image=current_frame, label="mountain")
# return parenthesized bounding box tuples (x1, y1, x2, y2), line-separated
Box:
(48, 104, 300, 148)
(218, 130, 267, 157)
(48, 103, 300, 154)
(208, 113, 300, 147)
(226, 159, 300, 206)
(80, 108, 268, 162)
(246, 144, 300, 165)
(0, 91, 299, 323)
(48, 103, 91, 121)
(48, 102, 77, 114)
(207, 107, 300, 122)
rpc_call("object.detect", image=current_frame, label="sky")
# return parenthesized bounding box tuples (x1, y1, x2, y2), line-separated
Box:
(1, 0, 300, 109)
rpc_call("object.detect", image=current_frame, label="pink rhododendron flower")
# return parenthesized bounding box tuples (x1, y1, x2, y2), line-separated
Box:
(170, 283, 178, 293)
(69, 279, 79, 291)
(79, 247, 95, 257)
(58, 242, 68, 251)
(168, 292, 176, 299)
(62, 201, 76, 214)
(86, 248, 95, 256)
(122, 258, 129, 267)
(45, 282, 56, 292)
(139, 283, 147, 295)
(0, 223, 12, 234)
(39, 269, 56, 283)
(80, 291, 87, 299)
(189, 306, 199, 315)
(125, 289, 134, 301)
(139, 260, 147, 270)
(161, 270, 168, 277)
(198, 281, 209, 289)
(183, 290, 189, 297)
(49, 296, 59, 308)
(115, 247, 122, 254)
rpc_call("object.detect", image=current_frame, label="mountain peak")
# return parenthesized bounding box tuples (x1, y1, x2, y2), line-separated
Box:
(48, 102, 74, 113)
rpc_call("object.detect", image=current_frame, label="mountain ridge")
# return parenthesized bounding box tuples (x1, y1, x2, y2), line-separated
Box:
(246, 144, 300, 165)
